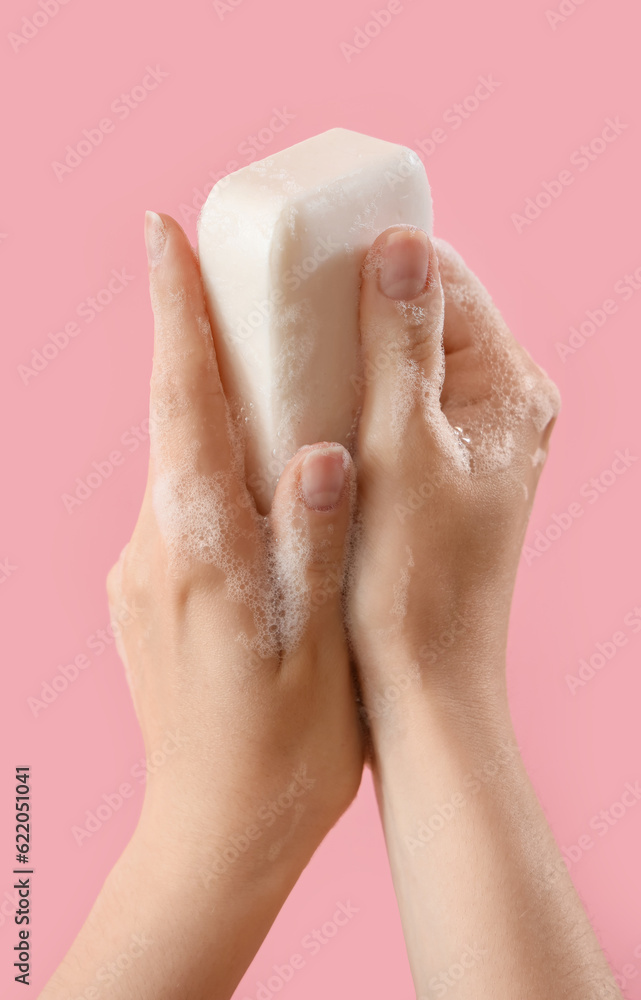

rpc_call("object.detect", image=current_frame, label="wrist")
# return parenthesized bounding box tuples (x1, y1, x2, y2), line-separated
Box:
(370, 687, 524, 868)
(134, 783, 312, 905)
(362, 633, 511, 749)
(358, 590, 510, 692)
(86, 817, 300, 1000)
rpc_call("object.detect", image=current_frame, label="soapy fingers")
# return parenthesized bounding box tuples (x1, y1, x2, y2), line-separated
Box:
(434, 237, 560, 469)
(358, 226, 452, 469)
(359, 228, 560, 479)
(269, 443, 355, 654)
(133, 211, 359, 666)
(145, 211, 232, 479)
(350, 228, 562, 690)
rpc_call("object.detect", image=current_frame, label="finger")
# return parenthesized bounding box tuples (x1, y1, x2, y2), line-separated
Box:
(434, 238, 560, 464)
(436, 237, 523, 409)
(146, 211, 232, 477)
(145, 212, 262, 581)
(357, 226, 453, 466)
(269, 443, 355, 651)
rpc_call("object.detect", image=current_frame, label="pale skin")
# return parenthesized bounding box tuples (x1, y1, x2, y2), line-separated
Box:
(41, 214, 622, 1000)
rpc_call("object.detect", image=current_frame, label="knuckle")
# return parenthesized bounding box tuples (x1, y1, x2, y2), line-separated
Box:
(305, 543, 346, 603)
(163, 551, 226, 611)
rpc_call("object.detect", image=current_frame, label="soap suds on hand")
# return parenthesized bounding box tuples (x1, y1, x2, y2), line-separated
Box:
(148, 132, 559, 665)
(432, 238, 560, 476)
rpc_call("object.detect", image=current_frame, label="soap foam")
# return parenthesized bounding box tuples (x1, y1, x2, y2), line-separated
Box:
(362, 236, 469, 473)
(369, 234, 559, 480)
(361, 235, 560, 480)
(151, 461, 309, 660)
(433, 238, 561, 476)
(147, 298, 337, 659)
(150, 347, 353, 660)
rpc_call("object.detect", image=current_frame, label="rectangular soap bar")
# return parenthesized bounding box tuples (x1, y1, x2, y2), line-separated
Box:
(198, 127, 433, 512)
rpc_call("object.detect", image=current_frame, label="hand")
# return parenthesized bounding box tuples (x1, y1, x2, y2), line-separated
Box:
(110, 212, 362, 872)
(43, 212, 363, 1000)
(346, 226, 621, 1000)
(349, 227, 560, 719)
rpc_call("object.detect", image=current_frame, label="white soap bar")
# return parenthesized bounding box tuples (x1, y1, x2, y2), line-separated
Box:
(198, 127, 432, 512)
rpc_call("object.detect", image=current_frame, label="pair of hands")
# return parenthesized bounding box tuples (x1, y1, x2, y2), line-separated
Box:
(44, 215, 622, 1000)
(108, 214, 556, 891)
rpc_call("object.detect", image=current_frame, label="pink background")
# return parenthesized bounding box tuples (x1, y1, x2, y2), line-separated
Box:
(1, 0, 640, 995)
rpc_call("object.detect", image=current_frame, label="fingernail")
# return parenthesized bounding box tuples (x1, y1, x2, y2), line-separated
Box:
(379, 228, 430, 300)
(301, 446, 346, 510)
(145, 211, 167, 269)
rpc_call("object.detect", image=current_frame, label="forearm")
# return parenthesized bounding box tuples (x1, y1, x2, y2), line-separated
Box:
(372, 655, 622, 1000)
(41, 806, 300, 1000)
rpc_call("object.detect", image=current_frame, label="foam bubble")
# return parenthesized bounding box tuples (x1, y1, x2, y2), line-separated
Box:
(149, 323, 334, 659)
(151, 459, 313, 659)
(433, 238, 561, 476)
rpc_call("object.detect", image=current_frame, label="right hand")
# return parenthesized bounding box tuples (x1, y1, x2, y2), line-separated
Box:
(348, 227, 560, 723)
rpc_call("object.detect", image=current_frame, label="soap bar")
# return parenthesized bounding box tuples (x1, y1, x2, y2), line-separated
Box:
(198, 127, 433, 512)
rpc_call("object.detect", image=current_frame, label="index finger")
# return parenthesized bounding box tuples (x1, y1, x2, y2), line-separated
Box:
(434, 238, 560, 467)
(146, 211, 232, 478)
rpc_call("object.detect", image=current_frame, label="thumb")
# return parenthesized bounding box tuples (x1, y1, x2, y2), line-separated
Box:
(358, 226, 450, 466)
(269, 443, 354, 648)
